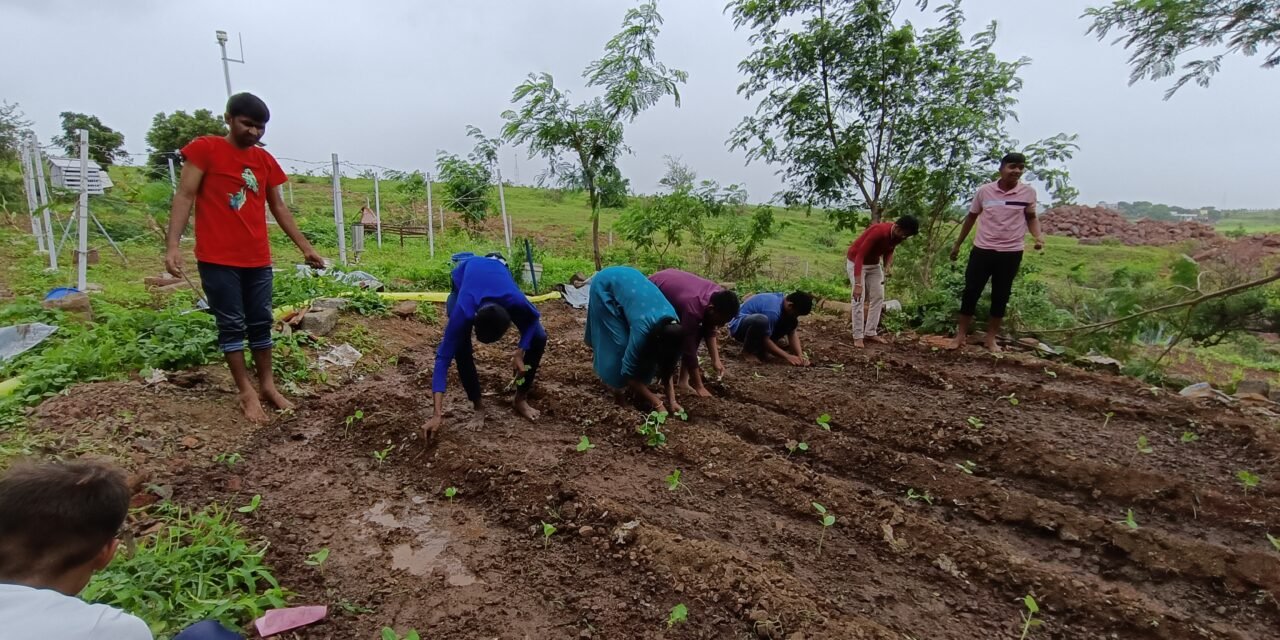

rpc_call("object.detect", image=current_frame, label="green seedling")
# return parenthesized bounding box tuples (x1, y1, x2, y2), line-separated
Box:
(637, 411, 669, 447)
(1180, 431, 1199, 443)
(815, 413, 832, 431)
(576, 435, 595, 452)
(1019, 595, 1042, 639)
(676, 409, 689, 421)
(213, 452, 243, 469)
(304, 547, 330, 567)
(906, 488, 934, 505)
(966, 416, 984, 430)
(955, 460, 977, 475)
(665, 469, 682, 491)
(444, 486, 458, 503)
(812, 502, 836, 555)
(1102, 411, 1115, 428)
(343, 409, 365, 434)
(504, 374, 527, 391)
(372, 443, 393, 466)
(752, 372, 765, 379)
(1136, 435, 1153, 454)
(1267, 533, 1280, 553)
(1000, 392, 1020, 406)
(874, 360, 886, 380)
(667, 603, 688, 628)
(1117, 508, 1139, 530)
(236, 494, 262, 514)
(380, 628, 421, 640)
(1236, 470, 1260, 494)
(541, 521, 557, 549)
(1043, 368, 1057, 379)
(785, 440, 809, 456)
(829, 363, 845, 372)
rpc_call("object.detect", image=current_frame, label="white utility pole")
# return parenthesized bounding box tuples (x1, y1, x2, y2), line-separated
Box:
(331, 154, 348, 265)
(19, 139, 45, 252)
(373, 172, 383, 248)
(76, 129, 90, 291)
(496, 165, 512, 256)
(425, 172, 435, 258)
(29, 136, 57, 269)
(215, 30, 245, 98)
(166, 156, 178, 190)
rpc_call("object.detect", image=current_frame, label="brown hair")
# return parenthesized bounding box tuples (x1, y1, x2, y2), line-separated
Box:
(0, 460, 130, 577)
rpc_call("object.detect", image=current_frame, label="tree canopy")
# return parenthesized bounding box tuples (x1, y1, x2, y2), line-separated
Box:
(54, 112, 126, 166)
(145, 109, 227, 176)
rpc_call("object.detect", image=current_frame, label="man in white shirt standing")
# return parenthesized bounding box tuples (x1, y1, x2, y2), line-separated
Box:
(0, 460, 152, 640)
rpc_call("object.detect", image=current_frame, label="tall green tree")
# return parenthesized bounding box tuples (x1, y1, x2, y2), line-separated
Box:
(436, 126, 498, 233)
(502, 1, 687, 269)
(0, 101, 32, 210)
(53, 112, 126, 166)
(1086, 0, 1280, 98)
(145, 109, 227, 176)
(728, 0, 1075, 231)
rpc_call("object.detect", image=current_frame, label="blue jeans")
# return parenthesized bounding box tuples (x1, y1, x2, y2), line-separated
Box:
(198, 262, 274, 353)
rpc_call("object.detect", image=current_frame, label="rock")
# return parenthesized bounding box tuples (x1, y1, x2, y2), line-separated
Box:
(179, 436, 200, 449)
(1076, 354, 1121, 373)
(42, 292, 92, 321)
(391, 300, 419, 318)
(310, 297, 348, 311)
(578, 526, 595, 538)
(299, 308, 339, 336)
(1235, 380, 1271, 398)
(144, 275, 182, 287)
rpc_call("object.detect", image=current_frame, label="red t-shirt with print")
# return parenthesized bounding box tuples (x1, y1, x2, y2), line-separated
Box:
(181, 135, 287, 268)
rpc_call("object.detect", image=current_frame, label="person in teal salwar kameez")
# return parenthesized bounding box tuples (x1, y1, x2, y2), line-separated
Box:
(585, 266, 685, 413)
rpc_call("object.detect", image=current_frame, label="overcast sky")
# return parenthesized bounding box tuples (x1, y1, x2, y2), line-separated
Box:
(3, 0, 1275, 209)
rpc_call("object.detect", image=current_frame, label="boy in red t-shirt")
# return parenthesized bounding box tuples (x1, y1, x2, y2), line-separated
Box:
(165, 93, 325, 423)
(845, 215, 917, 348)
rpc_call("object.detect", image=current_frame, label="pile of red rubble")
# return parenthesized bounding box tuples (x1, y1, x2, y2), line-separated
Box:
(1039, 205, 1219, 246)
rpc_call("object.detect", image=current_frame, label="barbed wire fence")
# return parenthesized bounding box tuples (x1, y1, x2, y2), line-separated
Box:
(16, 130, 523, 295)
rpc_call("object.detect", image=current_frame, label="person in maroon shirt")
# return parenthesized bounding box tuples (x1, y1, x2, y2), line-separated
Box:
(649, 269, 740, 397)
(845, 216, 918, 347)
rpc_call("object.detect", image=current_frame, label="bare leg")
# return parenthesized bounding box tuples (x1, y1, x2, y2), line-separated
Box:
(252, 348, 294, 411)
(984, 316, 1003, 353)
(949, 314, 973, 350)
(227, 352, 269, 424)
(514, 390, 540, 421)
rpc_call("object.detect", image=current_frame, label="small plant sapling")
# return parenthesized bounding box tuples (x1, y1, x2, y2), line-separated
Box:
(1117, 508, 1139, 530)
(444, 486, 458, 503)
(1236, 470, 1260, 494)
(1000, 392, 1020, 406)
(372, 442, 393, 466)
(676, 409, 689, 421)
(576, 436, 595, 452)
(541, 521, 557, 549)
(236, 494, 262, 514)
(637, 411, 669, 447)
(380, 628, 421, 640)
(1180, 431, 1199, 443)
(812, 502, 836, 555)
(1268, 533, 1280, 553)
(343, 409, 365, 435)
(816, 413, 832, 431)
(1136, 435, 1153, 454)
(1043, 368, 1057, 379)
(874, 360, 886, 380)
(955, 460, 977, 475)
(785, 440, 809, 456)
(304, 548, 330, 567)
(667, 603, 688, 628)
(1102, 411, 1115, 428)
(1019, 595, 1042, 639)
(906, 488, 934, 505)
(829, 363, 845, 372)
(213, 452, 243, 468)
(966, 416, 984, 430)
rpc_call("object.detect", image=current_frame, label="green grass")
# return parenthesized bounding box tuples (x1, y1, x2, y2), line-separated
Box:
(82, 502, 288, 639)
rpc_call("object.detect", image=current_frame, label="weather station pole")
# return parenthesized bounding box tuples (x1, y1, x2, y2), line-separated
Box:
(215, 30, 245, 98)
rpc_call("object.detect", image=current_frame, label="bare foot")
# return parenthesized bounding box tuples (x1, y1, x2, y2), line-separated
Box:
(853, 339, 865, 349)
(985, 339, 1003, 353)
(514, 396, 540, 422)
(946, 336, 966, 351)
(693, 386, 711, 398)
(867, 335, 889, 344)
(238, 391, 270, 424)
(260, 385, 295, 411)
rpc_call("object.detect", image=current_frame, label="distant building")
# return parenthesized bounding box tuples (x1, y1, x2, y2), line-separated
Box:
(46, 157, 113, 195)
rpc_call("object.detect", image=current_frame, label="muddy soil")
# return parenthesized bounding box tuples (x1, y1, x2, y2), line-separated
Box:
(31, 306, 1280, 639)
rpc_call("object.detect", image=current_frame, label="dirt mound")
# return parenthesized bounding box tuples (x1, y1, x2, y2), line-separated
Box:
(1041, 205, 1219, 246)
(28, 306, 1280, 639)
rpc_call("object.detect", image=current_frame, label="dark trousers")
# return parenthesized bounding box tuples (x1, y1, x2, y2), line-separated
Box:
(198, 262, 274, 353)
(447, 292, 546, 404)
(733, 314, 795, 357)
(960, 247, 1024, 319)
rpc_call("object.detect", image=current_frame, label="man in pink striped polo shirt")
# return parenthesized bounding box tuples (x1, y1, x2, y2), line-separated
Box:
(948, 152, 1045, 352)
